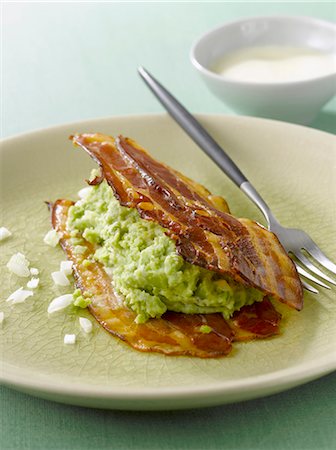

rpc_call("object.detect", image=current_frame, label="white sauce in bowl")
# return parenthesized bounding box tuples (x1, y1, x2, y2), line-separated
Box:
(211, 46, 336, 83)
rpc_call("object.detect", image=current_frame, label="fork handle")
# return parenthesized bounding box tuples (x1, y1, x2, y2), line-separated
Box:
(138, 66, 247, 187)
(138, 66, 273, 223)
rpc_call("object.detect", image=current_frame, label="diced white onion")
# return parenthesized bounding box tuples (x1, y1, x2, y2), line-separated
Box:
(6, 252, 30, 277)
(47, 294, 73, 313)
(79, 317, 92, 334)
(0, 227, 12, 241)
(64, 334, 76, 345)
(6, 287, 34, 304)
(30, 267, 39, 276)
(51, 271, 70, 286)
(27, 277, 39, 289)
(60, 260, 73, 275)
(77, 187, 93, 199)
(0, 312, 4, 324)
(43, 229, 60, 247)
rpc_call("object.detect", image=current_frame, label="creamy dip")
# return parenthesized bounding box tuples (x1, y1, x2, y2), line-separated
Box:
(211, 46, 336, 83)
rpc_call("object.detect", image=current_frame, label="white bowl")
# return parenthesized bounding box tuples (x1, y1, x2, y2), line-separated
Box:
(190, 16, 336, 124)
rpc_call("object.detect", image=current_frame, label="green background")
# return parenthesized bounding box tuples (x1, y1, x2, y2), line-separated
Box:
(1, 2, 336, 449)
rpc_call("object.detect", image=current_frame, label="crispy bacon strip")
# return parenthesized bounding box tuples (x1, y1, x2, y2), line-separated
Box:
(51, 200, 281, 358)
(231, 299, 281, 340)
(72, 133, 303, 311)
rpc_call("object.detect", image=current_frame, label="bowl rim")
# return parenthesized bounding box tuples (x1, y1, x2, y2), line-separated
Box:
(190, 15, 336, 87)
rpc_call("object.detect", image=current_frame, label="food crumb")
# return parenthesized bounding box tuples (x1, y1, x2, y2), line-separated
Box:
(0, 227, 12, 241)
(73, 289, 91, 308)
(30, 267, 39, 276)
(60, 260, 73, 275)
(27, 278, 40, 289)
(6, 287, 34, 304)
(43, 229, 60, 247)
(199, 325, 213, 334)
(64, 334, 76, 345)
(48, 294, 74, 314)
(6, 252, 30, 277)
(51, 271, 70, 286)
(79, 317, 93, 334)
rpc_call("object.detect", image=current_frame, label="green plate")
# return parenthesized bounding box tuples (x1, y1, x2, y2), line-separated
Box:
(1, 114, 335, 410)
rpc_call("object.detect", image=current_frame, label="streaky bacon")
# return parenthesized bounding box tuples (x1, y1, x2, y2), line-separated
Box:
(231, 298, 281, 340)
(50, 200, 281, 358)
(72, 133, 303, 310)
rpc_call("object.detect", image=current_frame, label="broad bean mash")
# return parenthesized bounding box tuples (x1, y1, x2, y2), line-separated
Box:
(67, 180, 263, 323)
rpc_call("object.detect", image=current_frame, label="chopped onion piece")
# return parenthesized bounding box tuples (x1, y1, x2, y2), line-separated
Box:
(27, 277, 39, 289)
(79, 317, 92, 334)
(77, 187, 93, 199)
(60, 260, 73, 275)
(30, 267, 39, 276)
(0, 227, 12, 241)
(6, 287, 34, 304)
(51, 271, 70, 286)
(47, 294, 73, 313)
(64, 334, 76, 345)
(7, 252, 30, 277)
(43, 229, 60, 247)
(0, 312, 4, 324)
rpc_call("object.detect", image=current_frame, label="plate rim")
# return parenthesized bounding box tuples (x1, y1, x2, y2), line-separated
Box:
(1, 352, 336, 401)
(2, 111, 335, 145)
(1, 113, 335, 407)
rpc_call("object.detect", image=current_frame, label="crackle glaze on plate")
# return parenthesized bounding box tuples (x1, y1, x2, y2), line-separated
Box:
(0, 114, 335, 410)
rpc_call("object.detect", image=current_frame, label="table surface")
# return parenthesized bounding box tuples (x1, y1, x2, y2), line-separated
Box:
(1, 2, 336, 450)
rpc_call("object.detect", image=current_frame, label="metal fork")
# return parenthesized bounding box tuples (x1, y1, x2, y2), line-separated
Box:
(138, 66, 336, 293)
